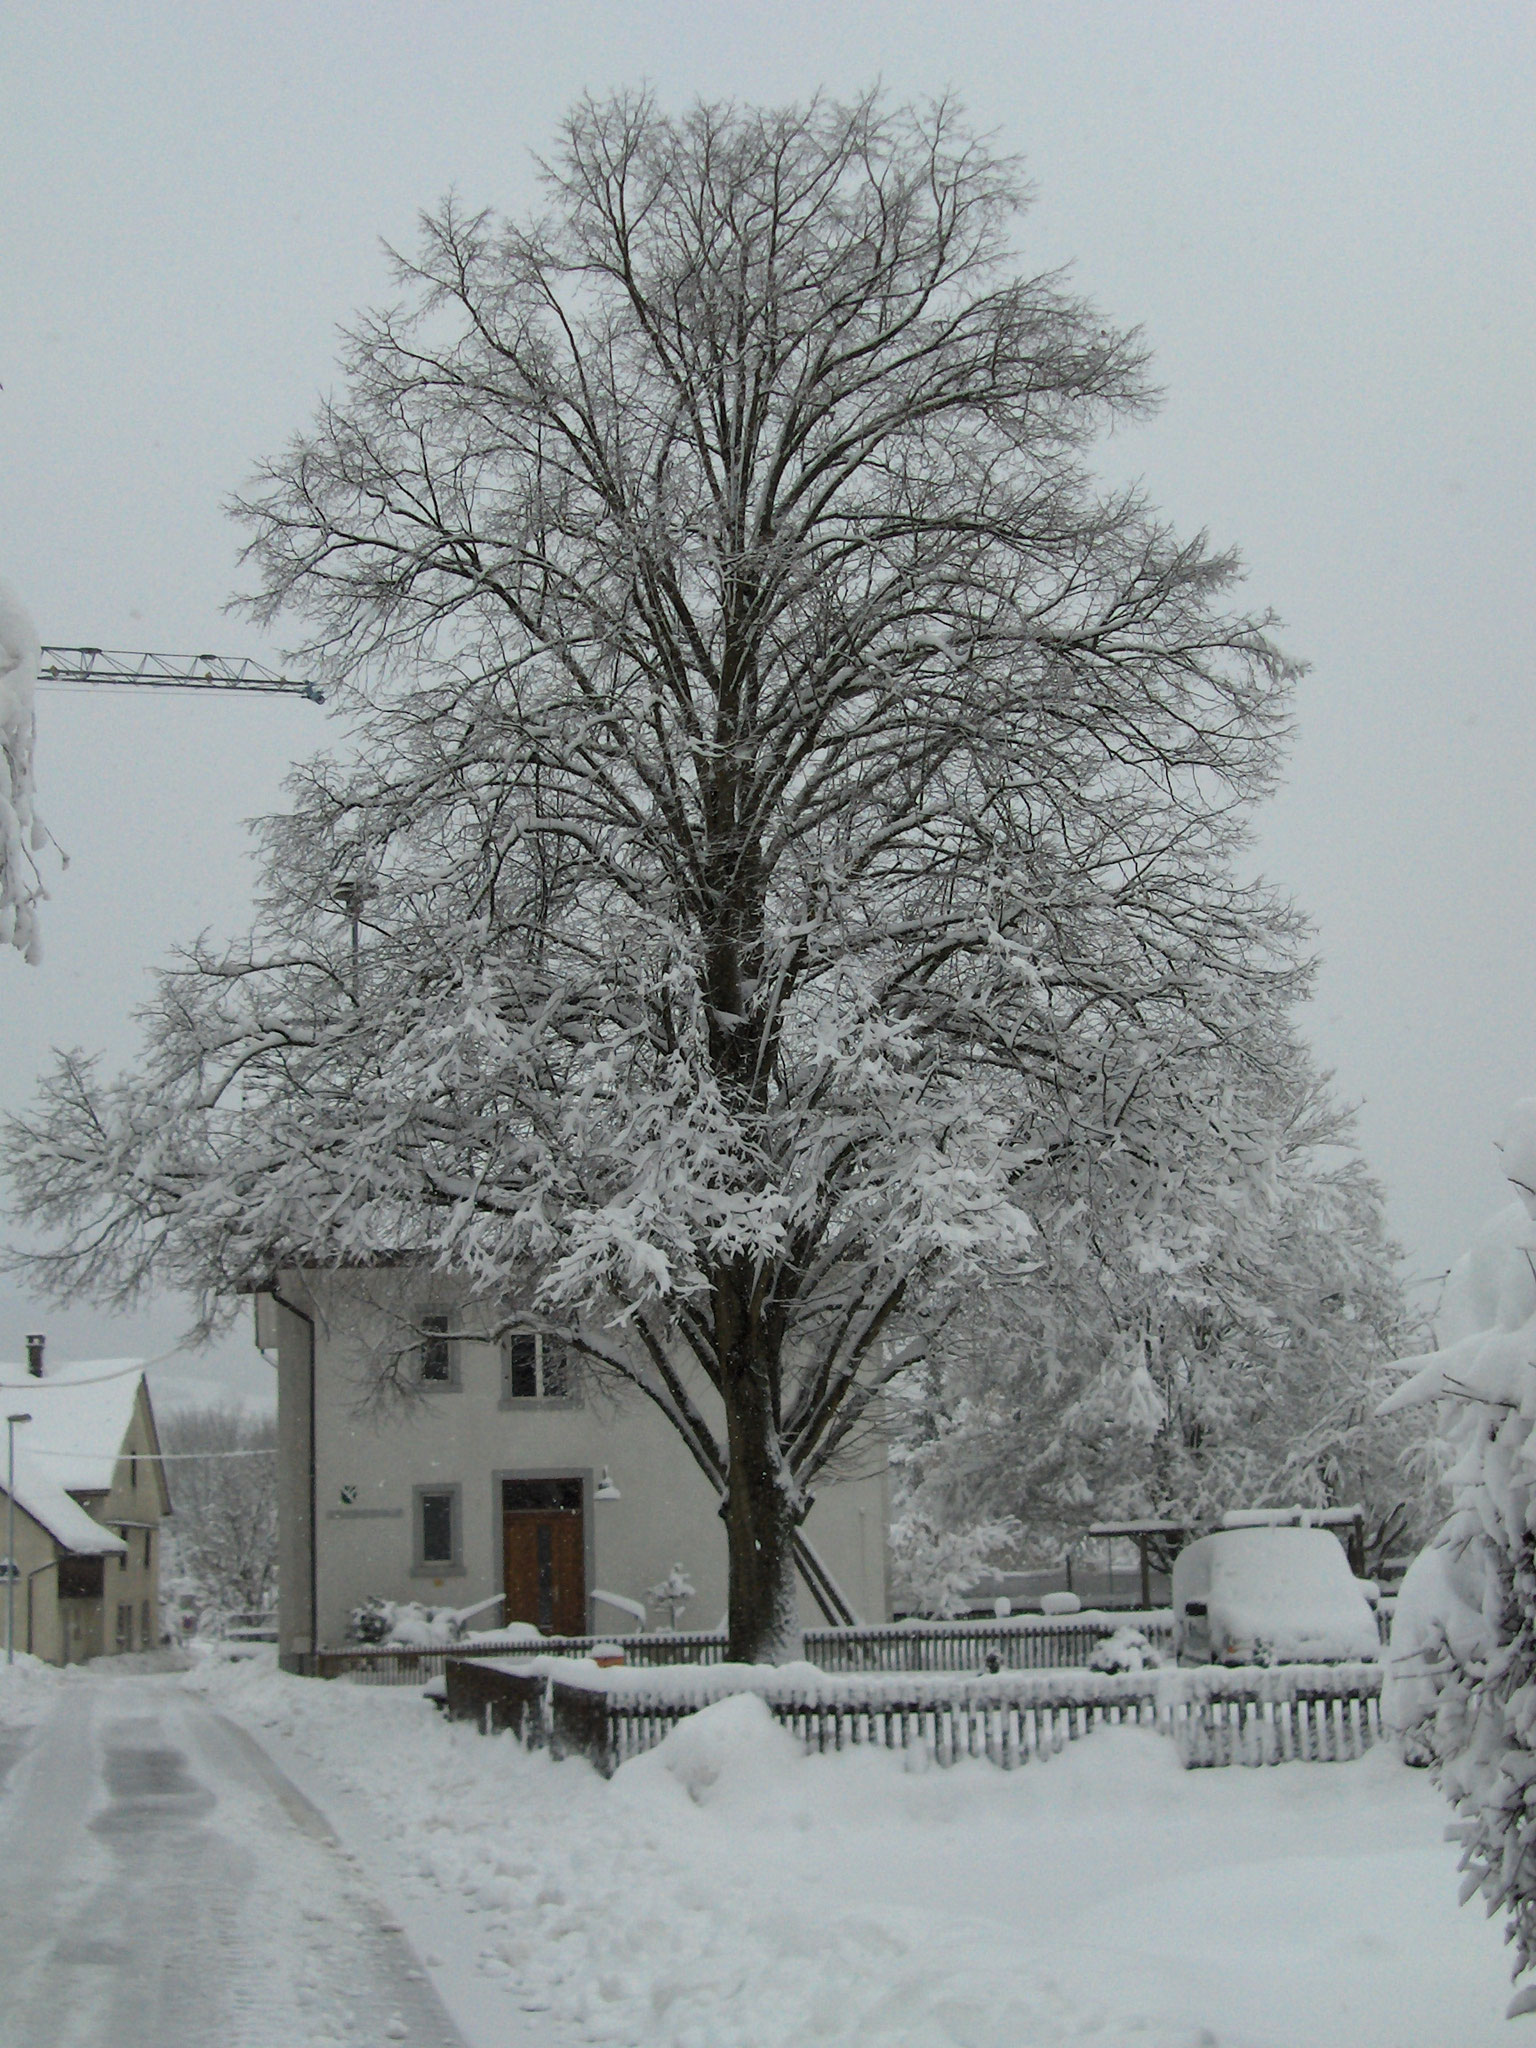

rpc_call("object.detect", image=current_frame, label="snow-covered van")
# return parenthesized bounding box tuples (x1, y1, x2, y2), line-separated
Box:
(1172, 1525, 1381, 1666)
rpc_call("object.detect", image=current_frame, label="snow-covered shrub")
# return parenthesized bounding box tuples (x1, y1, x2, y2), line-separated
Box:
(347, 1595, 394, 1644)
(889, 1510, 1021, 1619)
(1087, 1624, 1164, 1674)
(1379, 1100, 1536, 2011)
(347, 1596, 470, 1648)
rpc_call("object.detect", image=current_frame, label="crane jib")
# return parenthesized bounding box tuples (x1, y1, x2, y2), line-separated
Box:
(36, 647, 324, 702)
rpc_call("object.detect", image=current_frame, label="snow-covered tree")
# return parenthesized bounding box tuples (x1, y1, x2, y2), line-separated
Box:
(888, 1507, 1021, 1619)
(159, 1403, 278, 1624)
(7, 93, 1306, 1661)
(1380, 1101, 1536, 2014)
(898, 1034, 1431, 1564)
(646, 1564, 697, 1631)
(0, 579, 48, 963)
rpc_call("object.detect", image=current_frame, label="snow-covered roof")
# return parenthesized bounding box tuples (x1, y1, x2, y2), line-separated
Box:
(1, 1449, 127, 1556)
(0, 1357, 148, 1494)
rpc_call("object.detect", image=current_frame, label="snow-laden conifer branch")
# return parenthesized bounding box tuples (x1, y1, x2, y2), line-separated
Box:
(1377, 1102, 1536, 2001)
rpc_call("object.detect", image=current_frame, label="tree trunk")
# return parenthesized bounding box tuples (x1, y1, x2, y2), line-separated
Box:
(718, 1278, 803, 1665)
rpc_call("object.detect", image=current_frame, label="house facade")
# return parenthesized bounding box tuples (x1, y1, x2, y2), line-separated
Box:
(0, 1348, 169, 1664)
(253, 1275, 891, 1667)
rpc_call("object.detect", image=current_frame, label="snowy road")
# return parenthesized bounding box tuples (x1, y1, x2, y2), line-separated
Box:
(0, 1671, 468, 2048)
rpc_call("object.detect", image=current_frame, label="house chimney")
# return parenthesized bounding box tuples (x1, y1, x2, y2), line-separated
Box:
(25, 1333, 44, 1378)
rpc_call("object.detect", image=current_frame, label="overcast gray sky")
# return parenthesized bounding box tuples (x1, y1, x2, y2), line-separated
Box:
(2, 1, 1532, 1406)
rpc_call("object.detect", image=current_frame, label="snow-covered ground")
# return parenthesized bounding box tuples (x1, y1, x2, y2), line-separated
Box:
(176, 1650, 1518, 2048)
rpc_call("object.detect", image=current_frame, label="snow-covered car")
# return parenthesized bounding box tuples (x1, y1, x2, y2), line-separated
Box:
(1171, 1525, 1381, 1666)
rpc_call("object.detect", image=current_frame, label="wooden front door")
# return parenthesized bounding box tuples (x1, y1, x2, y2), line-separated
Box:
(502, 1478, 585, 1635)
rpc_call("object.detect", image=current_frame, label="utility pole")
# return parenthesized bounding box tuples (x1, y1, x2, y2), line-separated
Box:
(5, 1412, 31, 1664)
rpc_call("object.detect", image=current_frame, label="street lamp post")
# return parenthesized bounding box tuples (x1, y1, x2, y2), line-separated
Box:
(5, 1412, 32, 1665)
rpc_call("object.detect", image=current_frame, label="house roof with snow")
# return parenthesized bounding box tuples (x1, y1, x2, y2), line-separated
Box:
(0, 1357, 153, 1494)
(0, 1450, 127, 1556)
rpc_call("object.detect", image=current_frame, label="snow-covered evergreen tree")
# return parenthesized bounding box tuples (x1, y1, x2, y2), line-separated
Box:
(7, 94, 1308, 1662)
(1380, 1101, 1536, 2013)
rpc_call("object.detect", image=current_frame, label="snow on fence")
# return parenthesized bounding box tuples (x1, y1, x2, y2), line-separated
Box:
(806, 1611, 1175, 1673)
(442, 1656, 1384, 1776)
(311, 1628, 729, 1684)
(310, 1609, 1173, 1686)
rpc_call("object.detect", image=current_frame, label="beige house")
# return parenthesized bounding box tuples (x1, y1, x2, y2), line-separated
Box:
(0, 1345, 169, 1664)
(253, 1276, 890, 1668)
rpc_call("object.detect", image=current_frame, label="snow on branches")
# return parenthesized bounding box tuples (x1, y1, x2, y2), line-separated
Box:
(8, 94, 1312, 1661)
(896, 1037, 1428, 1563)
(0, 580, 48, 962)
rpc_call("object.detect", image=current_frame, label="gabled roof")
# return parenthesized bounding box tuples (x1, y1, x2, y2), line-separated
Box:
(0, 1357, 149, 1494)
(1, 1450, 128, 1556)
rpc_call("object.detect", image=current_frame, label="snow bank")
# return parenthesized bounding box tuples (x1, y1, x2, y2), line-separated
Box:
(618, 1690, 804, 1807)
(0, 1650, 61, 1727)
(191, 1650, 1513, 2047)
(0, 579, 46, 962)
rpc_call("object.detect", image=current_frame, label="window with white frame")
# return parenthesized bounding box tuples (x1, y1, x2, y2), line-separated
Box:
(501, 1331, 570, 1402)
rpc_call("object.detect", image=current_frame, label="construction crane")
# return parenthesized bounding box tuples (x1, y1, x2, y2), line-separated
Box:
(38, 646, 324, 703)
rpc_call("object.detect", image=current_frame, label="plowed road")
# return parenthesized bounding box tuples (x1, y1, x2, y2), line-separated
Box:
(0, 1670, 469, 2048)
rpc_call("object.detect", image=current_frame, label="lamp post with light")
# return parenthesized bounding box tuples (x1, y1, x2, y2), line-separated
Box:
(5, 1411, 32, 1665)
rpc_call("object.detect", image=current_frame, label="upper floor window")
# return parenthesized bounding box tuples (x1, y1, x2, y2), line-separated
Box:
(502, 1331, 571, 1402)
(418, 1312, 457, 1387)
(414, 1484, 462, 1572)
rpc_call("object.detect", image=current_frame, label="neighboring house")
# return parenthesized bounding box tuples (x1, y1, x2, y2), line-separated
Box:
(252, 1275, 891, 1668)
(0, 1342, 170, 1664)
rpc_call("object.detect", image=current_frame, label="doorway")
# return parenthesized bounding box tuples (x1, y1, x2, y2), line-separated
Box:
(501, 1477, 586, 1635)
